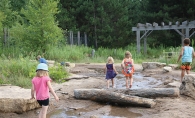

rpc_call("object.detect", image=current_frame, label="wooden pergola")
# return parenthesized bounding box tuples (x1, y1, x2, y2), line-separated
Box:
(132, 20, 195, 53)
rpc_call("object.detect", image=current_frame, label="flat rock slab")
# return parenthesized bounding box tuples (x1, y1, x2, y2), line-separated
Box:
(167, 81, 181, 88)
(142, 62, 166, 70)
(0, 86, 31, 98)
(0, 85, 40, 113)
(66, 74, 89, 80)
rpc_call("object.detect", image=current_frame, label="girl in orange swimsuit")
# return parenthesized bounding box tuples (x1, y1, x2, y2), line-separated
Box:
(121, 51, 134, 89)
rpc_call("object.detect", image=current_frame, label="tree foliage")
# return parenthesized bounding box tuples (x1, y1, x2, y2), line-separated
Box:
(11, 0, 63, 53)
(0, 0, 195, 54)
(58, 0, 132, 48)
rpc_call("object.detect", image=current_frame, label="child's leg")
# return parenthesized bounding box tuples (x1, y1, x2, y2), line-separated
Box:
(186, 63, 191, 75)
(39, 106, 48, 118)
(107, 79, 110, 88)
(181, 69, 185, 82)
(125, 76, 129, 88)
(129, 76, 133, 88)
(111, 78, 115, 88)
(186, 69, 190, 74)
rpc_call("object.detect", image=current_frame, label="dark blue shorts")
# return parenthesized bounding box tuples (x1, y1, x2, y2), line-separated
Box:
(37, 98, 49, 106)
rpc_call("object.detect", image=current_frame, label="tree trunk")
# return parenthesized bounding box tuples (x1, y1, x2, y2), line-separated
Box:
(74, 89, 156, 108)
(93, 0, 97, 48)
(116, 88, 179, 98)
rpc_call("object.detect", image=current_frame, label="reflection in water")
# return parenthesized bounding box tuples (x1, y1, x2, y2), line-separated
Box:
(47, 106, 142, 118)
(108, 106, 142, 118)
(47, 109, 78, 118)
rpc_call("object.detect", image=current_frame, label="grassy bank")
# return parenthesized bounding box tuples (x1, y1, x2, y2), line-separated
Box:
(0, 44, 183, 88)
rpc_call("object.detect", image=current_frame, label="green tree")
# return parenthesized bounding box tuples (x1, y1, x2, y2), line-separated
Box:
(10, 0, 29, 12)
(0, 0, 18, 48)
(73, 0, 132, 48)
(11, 0, 63, 53)
(57, 0, 77, 31)
(0, 12, 5, 28)
(144, 0, 195, 47)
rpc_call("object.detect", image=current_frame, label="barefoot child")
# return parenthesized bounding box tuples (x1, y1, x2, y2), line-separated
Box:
(104, 56, 118, 88)
(177, 38, 195, 82)
(121, 51, 134, 89)
(31, 63, 59, 118)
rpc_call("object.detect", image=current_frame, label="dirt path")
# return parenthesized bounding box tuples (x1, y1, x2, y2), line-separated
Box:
(1, 63, 195, 118)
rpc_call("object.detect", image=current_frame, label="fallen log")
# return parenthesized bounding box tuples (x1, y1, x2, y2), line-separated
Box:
(74, 89, 156, 108)
(116, 88, 180, 98)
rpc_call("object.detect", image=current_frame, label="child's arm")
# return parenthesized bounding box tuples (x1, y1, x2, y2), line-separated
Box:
(31, 84, 35, 99)
(121, 60, 125, 69)
(177, 47, 184, 63)
(47, 80, 59, 101)
(113, 65, 118, 74)
(104, 65, 107, 73)
(131, 59, 134, 67)
(192, 48, 195, 59)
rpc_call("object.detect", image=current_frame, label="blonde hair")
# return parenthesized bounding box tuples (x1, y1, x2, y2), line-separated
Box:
(36, 55, 41, 60)
(125, 51, 132, 58)
(36, 70, 49, 77)
(107, 56, 114, 64)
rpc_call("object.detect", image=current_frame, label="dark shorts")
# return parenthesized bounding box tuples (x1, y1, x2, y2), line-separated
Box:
(37, 98, 49, 106)
(181, 62, 192, 70)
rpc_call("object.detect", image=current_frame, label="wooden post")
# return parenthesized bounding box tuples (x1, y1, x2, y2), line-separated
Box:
(77, 31, 80, 46)
(136, 30, 140, 53)
(144, 35, 147, 54)
(69, 31, 71, 45)
(84, 32, 87, 46)
(186, 28, 189, 38)
(181, 29, 185, 46)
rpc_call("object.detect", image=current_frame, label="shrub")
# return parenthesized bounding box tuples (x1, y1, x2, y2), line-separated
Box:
(49, 64, 69, 83)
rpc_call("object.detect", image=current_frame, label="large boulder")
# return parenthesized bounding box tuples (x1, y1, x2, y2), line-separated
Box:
(142, 62, 166, 70)
(180, 74, 195, 99)
(0, 86, 40, 113)
(0, 98, 40, 113)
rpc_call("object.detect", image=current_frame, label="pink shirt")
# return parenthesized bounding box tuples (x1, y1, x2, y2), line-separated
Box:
(32, 76, 51, 100)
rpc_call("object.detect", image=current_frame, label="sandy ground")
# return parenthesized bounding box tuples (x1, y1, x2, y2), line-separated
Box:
(1, 63, 195, 118)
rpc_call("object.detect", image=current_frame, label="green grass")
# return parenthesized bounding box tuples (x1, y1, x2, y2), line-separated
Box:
(0, 44, 186, 88)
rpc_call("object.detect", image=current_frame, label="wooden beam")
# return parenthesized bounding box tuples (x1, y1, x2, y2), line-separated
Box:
(153, 22, 158, 27)
(132, 24, 195, 31)
(161, 22, 165, 26)
(190, 31, 195, 38)
(169, 22, 172, 26)
(137, 23, 145, 28)
(174, 29, 185, 37)
(175, 21, 180, 26)
(182, 20, 189, 25)
(146, 23, 152, 27)
(189, 20, 195, 24)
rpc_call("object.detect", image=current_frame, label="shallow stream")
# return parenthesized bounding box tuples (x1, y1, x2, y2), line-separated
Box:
(47, 68, 163, 118)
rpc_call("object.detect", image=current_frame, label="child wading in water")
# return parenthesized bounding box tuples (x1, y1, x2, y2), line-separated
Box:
(104, 56, 118, 89)
(31, 63, 59, 118)
(177, 38, 195, 82)
(121, 51, 134, 89)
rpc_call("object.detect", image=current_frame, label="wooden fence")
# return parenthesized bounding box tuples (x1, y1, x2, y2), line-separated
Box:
(68, 31, 88, 46)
